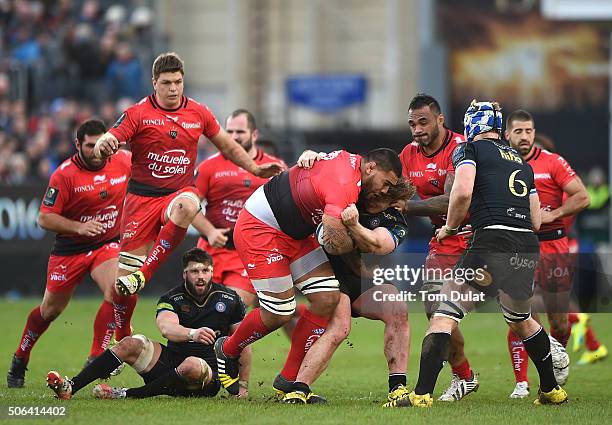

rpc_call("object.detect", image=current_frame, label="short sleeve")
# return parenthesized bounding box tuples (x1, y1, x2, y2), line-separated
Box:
(39, 172, 70, 215)
(321, 154, 361, 218)
(552, 155, 577, 189)
(156, 294, 177, 316)
(526, 164, 537, 195)
(451, 143, 476, 170)
(108, 108, 139, 143)
(201, 105, 221, 139)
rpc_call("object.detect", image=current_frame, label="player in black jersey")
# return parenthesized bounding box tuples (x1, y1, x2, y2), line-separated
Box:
(46, 248, 249, 400)
(276, 171, 415, 404)
(387, 100, 567, 408)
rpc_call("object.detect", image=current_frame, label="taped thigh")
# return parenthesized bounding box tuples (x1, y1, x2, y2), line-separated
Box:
(131, 334, 155, 373)
(118, 252, 146, 273)
(295, 276, 339, 295)
(257, 291, 296, 316)
(498, 292, 531, 324)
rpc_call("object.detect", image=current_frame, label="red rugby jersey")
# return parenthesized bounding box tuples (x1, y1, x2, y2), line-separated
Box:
(400, 129, 465, 227)
(526, 147, 577, 233)
(40, 150, 131, 255)
(109, 94, 221, 195)
(195, 149, 285, 229)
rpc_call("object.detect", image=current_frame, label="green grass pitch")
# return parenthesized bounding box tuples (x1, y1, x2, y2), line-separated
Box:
(1, 298, 610, 424)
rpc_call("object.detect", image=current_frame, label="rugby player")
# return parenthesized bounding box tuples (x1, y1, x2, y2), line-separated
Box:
(400, 94, 478, 401)
(46, 248, 249, 399)
(213, 149, 402, 396)
(272, 166, 415, 404)
(7, 120, 130, 388)
(92, 52, 283, 343)
(504, 110, 590, 398)
(387, 101, 567, 407)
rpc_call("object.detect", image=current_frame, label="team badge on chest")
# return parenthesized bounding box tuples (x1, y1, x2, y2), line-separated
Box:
(169, 129, 178, 139)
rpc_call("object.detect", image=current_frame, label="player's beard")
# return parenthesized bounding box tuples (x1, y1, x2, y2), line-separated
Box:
(240, 136, 253, 154)
(79, 151, 105, 171)
(185, 277, 211, 302)
(517, 140, 534, 156)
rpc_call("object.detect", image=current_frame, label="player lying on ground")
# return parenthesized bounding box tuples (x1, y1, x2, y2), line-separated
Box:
(213, 149, 403, 396)
(387, 101, 567, 408)
(47, 248, 250, 399)
(7, 120, 131, 388)
(272, 165, 415, 404)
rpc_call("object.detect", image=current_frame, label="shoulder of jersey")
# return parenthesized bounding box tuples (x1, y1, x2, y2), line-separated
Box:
(115, 149, 132, 165)
(214, 283, 240, 301)
(54, 158, 74, 175)
(201, 152, 224, 164)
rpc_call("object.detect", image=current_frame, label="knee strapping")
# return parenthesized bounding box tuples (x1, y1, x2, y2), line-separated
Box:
(118, 252, 146, 273)
(131, 334, 155, 373)
(257, 292, 296, 316)
(500, 302, 531, 324)
(295, 276, 339, 295)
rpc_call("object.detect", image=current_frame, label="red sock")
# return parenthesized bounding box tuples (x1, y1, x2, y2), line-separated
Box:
(223, 308, 271, 357)
(112, 292, 137, 341)
(451, 358, 472, 380)
(280, 309, 329, 381)
(568, 313, 579, 325)
(140, 221, 187, 281)
(550, 324, 571, 348)
(15, 306, 51, 363)
(508, 329, 529, 383)
(295, 303, 307, 318)
(586, 327, 601, 351)
(89, 301, 116, 358)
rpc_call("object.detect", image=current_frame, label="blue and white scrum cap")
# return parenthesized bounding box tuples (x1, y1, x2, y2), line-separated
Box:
(463, 100, 502, 142)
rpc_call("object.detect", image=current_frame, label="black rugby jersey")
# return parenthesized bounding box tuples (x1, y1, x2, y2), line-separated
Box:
(452, 138, 536, 231)
(156, 282, 246, 366)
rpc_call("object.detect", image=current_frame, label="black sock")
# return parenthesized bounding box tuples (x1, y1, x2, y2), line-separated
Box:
(414, 332, 451, 395)
(71, 349, 123, 394)
(522, 327, 557, 392)
(389, 374, 407, 392)
(125, 368, 187, 398)
(292, 381, 311, 394)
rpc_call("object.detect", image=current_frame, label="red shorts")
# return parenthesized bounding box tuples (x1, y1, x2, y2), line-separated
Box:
(233, 209, 327, 293)
(536, 237, 574, 292)
(197, 238, 255, 295)
(46, 242, 120, 293)
(121, 187, 199, 252)
(424, 234, 469, 279)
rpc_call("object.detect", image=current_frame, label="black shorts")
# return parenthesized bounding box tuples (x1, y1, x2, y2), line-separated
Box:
(140, 344, 221, 397)
(455, 228, 540, 301)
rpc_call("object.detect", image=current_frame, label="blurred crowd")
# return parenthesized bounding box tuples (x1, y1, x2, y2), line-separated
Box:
(0, 0, 157, 184)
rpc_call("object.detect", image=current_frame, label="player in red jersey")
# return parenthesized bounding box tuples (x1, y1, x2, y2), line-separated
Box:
(92, 53, 283, 342)
(505, 109, 590, 398)
(7, 120, 131, 388)
(399, 94, 478, 401)
(213, 149, 402, 398)
(193, 109, 286, 306)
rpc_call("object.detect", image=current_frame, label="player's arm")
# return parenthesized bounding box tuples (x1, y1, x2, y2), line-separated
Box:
(209, 129, 283, 178)
(93, 131, 121, 159)
(320, 214, 355, 255)
(437, 163, 474, 242)
(542, 177, 590, 224)
(230, 323, 252, 397)
(192, 213, 229, 248)
(296, 150, 325, 169)
(340, 204, 396, 255)
(38, 212, 105, 237)
(404, 173, 453, 216)
(530, 192, 542, 232)
(156, 310, 216, 344)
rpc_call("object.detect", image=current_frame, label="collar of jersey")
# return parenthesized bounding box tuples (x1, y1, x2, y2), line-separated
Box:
(524, 146, 541, 162)
(149, 94, 188, 112)
(418, 128, 452, 158)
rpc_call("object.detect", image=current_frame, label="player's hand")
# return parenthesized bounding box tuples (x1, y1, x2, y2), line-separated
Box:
(93, 133, 119, 159)
(207, 227, 230, 248)
(341, 204, 359, 227)
(297, 150, 323, 169)
(190, 327, 216, 345)
(253, 162, 284, 178)
(435, 225, 453, 243)
(540, 209, 557, 224)
(236, 381, 249, 398)
(77, 220, 105, 237)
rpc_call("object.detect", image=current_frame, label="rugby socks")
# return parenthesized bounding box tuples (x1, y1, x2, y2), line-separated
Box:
(126, 368, 187, 398)
(90, 300, 116, 358)
(140, 220, 187, 281)
(522, 327, 557, 393)
(550, 324, 571, 349)
(414, 332, 451, 395)
(389, 373, 407, 392)
(112, 292, 137, 341)
(507, 329, 529, 383)
(586, 327, 601, 351)
(71, 349, 123, 394)
(223, 308, 270, 357)
(280, 308, 329, 381)
(451, 359, 472, 381)
(15, 306, 51, 363)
